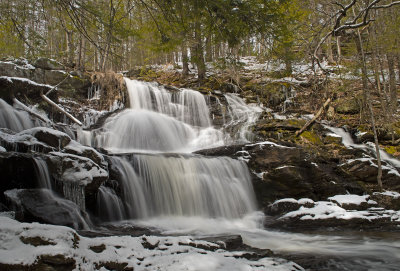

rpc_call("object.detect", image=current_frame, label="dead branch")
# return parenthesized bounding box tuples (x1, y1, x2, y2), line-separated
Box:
(45, 74, 70, 96)
(313, 0, 400, 73)
(295, 98, 331, 137)
(13, 98, 52, 125)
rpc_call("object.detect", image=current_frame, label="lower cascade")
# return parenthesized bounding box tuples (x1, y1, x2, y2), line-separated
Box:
(100, 154, 257, 221)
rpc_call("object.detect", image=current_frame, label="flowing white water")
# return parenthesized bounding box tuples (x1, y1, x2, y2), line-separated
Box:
(325, 126, 400, 174)
(224, 93, 263, 142)
(85, 79, 400, 270)
(130, 214, 400, 271)
(83, 79, 226, 153)
(0, 99, 34, 132)
(108, 154, 256, 219)
(125, 79, 211, 127)
(97, 186, 126, 221)
(33, 156, 52, 189)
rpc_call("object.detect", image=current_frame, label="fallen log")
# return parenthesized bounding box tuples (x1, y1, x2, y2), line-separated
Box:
(295, 98, 331, 137)
(13, 98, 52, 125)
(40, 93, 82, 126)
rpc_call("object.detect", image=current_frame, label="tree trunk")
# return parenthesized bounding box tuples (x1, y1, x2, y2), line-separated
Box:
(193, 25, 206, 81)
(205, 34, 213, 62)
(66, 30, 74, 67)
(354, 29, 383, 191)
(182, 45, 189, 77)
(387, 53, 397, 115)
(336, 36, 342, 63)
(397, 55, 400, 84)
(326, 35, 334, 63)
(284, 46, 292, 75)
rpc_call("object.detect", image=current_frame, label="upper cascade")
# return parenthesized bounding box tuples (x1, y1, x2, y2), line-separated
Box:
(125, 78, 211, 127)
(82, 78, 227, 153)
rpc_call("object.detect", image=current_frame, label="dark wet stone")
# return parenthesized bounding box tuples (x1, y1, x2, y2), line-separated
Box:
(20, 236, 56, 247)
(4, 189, 90, 230)
(89, 244, 106, 253)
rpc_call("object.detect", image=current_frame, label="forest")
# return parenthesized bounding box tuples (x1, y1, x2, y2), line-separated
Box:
(1, 1, 400, 270)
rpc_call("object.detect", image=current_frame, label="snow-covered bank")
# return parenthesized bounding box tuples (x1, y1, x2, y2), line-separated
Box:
(0, 216, 302, 271)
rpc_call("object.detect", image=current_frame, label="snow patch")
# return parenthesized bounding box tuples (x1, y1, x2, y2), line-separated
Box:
(328, 194, 370, 206)
(373, 191, 400, 199)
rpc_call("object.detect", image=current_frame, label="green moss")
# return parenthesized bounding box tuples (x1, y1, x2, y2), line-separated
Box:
(325, 135, 342, 144)
(287, 119, 306, 127)
(300, 130, 323, 145)
(383, 145, 397, 155)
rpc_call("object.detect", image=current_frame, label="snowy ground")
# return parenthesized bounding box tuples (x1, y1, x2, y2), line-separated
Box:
(0, 216, 303, 271)
(270, 194, 400, 222)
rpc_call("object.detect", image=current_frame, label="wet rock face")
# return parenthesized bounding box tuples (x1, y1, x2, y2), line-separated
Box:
(0, 76, 55, 104)
(47, 152, 108, 194)
(4, 189, 90, 229)
(0, 152, 38, 203)
(247, 144, 360, 207)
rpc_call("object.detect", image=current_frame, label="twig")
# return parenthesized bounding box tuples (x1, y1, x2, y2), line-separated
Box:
(46, 74, 70, 96)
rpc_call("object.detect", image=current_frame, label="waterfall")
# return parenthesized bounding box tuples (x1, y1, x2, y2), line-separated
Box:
(125, 79, 211, 127)
(97, 186, 126, 221)
(83, 78, 261, 222)
(109, 154, 257, 219)
(33, 156, 52, 189)
(224, 93, 263, 142)
(0, 99, 34, 132)
(82, 79, 225, 153)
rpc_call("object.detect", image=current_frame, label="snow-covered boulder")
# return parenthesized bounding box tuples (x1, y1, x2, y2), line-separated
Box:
(64, 140, 107, 169)
(33, 58, 64, 70)
(0, 128, 53, 153)
(266, 198, 315, 216)
(19, 127, 71, 149)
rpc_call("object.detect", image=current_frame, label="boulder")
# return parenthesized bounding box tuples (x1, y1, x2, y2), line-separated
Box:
(336, 98, 360, 114)
(19, 127, 71, 149)
(33, 58, 64, 70)
(0, 76, 54, 104)
(265, 198, 315, 216)
(4, 189, 90, 229)
(0, 128, 56, 153)
(64, 140, 107, 169)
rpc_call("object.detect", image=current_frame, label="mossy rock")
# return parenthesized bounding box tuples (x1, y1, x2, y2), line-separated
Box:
(300, 131, 323, 145)
(324, 135, 342, 144)
(383, 145, 398, 155)
(336, 98, 360, 114)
